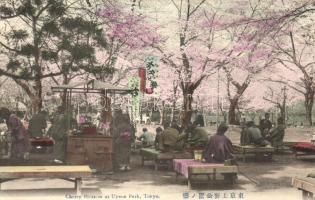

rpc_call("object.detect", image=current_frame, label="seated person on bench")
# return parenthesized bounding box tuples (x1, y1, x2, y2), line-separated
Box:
(186, 121, 208, 148)
(259, 113, 272, 138)
(154, 127, 163, 149)
(204, 123, 234, 163)
(157, 122, 186, 152)
(245, 121, 270, 147)
(137, 128, 155, 147)
(266, 117, 286, 148)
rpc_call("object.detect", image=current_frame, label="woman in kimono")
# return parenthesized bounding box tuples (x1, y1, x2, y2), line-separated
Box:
(0, 107, 30, 162)
(112, 110, 135, 171)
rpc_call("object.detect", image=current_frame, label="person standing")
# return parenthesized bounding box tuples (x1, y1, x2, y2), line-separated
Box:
(47, 106, 74, 163)
(0, 107, 30, 162)
(28, 110, 47, 138)
(112, 110, 135, 171)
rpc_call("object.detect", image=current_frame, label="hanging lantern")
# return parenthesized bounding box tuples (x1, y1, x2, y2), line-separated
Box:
(145, 88, 154, 94)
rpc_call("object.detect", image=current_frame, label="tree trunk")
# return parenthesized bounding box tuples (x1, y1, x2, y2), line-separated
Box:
(228, 99, 239, 125)
(181, 91, 193, 128)
(279, 106, 285, 121)
(170, 98, 178, 124)
(227, 80, 249, 125)
(305, 99, 313, 126)
(159, 100, 165, 125)
(29, 94, 42, 115)
(61, 90, 67, 111)
(61, 75, 69, 111)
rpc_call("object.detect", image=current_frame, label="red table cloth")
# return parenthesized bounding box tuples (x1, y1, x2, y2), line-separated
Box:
(173, 159, 223, 178)
(30, 137, 54, 146)
(292, 142, 315, 152)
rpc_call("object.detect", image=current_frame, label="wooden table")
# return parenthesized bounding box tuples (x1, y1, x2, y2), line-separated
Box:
(173, 159, 238, 188)
(140, 148, 192, 171)
(67, 135, 113, 172)
(232, 144, 275, 162)
(0, 165, 92, 194)
(292, 177, 315, 200)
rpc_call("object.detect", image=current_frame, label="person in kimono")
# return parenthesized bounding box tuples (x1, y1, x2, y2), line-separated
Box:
(154, 127, 163, 149)
(157, 122, 186, 152)
(28, 110, 47, 138)
(204, 123, 234, 163)
(259, 113, 272, 138)
(246, 121, 270, 146)
(137, 127, 155, 147)
(267, 117, 286, 148)
(47, 106, 75, 163)
(186, 121, 209, 148)
(112, 110, 135, 171)
(0, 107, 30, 162)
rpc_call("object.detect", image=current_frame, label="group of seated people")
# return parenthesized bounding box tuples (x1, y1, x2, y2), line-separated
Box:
(137, 121, 209, 150)
(241, 113, 286, 148)
(137, 121, 234, 164)
(137, 113, 286, 164)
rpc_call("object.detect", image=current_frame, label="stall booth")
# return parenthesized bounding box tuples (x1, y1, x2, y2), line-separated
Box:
(52, 79, 133, 172)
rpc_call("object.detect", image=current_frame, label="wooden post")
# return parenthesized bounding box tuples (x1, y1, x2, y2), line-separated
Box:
(154, 159, 158, 171)
(242, 149, 246, 162)
(141, 155, 144, 167)
(188, 173, 192, 189)
(75, 178, 82, 195)
(302, 190, 312, 200)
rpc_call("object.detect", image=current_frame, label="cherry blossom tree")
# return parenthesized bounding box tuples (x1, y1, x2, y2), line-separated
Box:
(197, 0, 282, 125)
(267, 29, 315, 125)
(153, 0, 232, 127)
(263, 85, 294, 123)
(260, 0, 315, 125)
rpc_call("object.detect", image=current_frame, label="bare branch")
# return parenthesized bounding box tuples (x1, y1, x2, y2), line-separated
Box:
(263, 78, 305, 94)
(0, 41, 21, 53)
(189, 0, 206, 16)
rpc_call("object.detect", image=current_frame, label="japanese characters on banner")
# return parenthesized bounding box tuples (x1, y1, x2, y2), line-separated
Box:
(128, 56, 158, 122)
(128, 77, 140, 122)
(144, 56, 158, 94)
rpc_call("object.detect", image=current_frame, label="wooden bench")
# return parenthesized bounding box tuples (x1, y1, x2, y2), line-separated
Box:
(232, 144, 275, 162)
(292, 177, 315, 200)
(173, 159, 238, 188)
(140, 148, 192, 171)
(0, 165, 92, 194)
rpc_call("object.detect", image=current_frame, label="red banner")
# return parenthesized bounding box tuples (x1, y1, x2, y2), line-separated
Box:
(138, 67, 146, 92)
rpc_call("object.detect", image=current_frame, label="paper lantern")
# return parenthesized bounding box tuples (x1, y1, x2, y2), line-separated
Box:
(145, 88, 154, 94)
